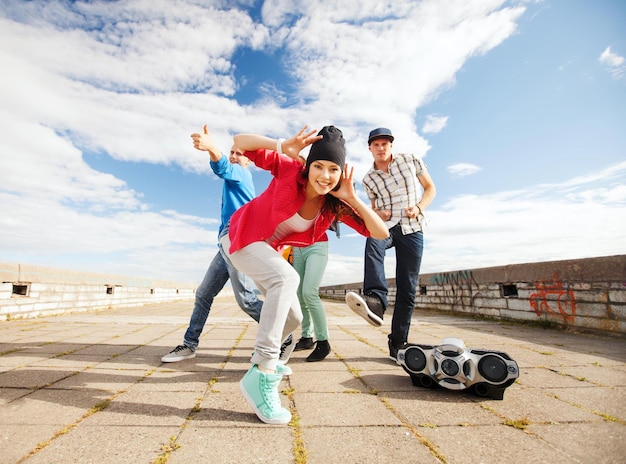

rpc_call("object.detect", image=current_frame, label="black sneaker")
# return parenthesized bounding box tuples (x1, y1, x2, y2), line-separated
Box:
(306, 340, 331, 362)
(364, 294, 385, 320)
(294, 337, 315, 351)
(279, 333, 295, 364)
(388, 339, 406, 363)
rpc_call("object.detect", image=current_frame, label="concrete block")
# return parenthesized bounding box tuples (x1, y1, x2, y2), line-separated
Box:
(472, 297, 507, 309)
(574, 301, 623, 320)
(573, 289, 610, 304)
(505, 298, 532, 312)
(500, 308, 542, 321)
(608, 289, 626, 303)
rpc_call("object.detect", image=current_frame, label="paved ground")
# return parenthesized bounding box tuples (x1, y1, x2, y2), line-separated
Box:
(1, 296, 624, 464)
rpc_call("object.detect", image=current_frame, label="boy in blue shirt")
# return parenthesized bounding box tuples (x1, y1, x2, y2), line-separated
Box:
(161, 125, 264, 363)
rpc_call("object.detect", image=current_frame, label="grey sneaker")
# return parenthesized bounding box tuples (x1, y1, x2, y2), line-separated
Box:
(345, 292, 384, 327)
(161, 344, 196, 362)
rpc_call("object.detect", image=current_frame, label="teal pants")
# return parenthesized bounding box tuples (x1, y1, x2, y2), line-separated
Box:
(292, 242, 329, 341)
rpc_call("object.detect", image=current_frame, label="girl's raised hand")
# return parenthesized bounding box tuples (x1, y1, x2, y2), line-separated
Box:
(282, 125, 322, 157)
(330, 163, 356, 200)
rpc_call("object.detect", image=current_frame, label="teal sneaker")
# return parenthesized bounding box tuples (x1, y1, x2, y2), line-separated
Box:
(240, 365, 291, 425)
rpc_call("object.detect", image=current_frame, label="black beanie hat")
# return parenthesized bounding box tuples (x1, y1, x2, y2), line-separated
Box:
(306, 125, 346, 170)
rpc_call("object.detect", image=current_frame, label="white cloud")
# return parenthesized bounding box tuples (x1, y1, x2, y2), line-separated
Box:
(0, 0, 527, 180)
(599, 46, 625, 79)
(447, 163, 482, 178)
(422, 115, 449, 134)
(3, 0, 623, 288)
(424, 162, 626, 274)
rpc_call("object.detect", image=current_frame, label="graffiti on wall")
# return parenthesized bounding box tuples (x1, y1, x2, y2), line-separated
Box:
(529, 272, 576, 324)
(429, 270, 480, 309)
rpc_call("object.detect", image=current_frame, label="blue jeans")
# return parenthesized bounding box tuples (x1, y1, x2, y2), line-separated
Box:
(363, 225, 423, 345)
(183, 245, 262, 349)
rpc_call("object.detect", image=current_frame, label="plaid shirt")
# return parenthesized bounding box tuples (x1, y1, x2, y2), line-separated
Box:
(362, 152, 427, 235)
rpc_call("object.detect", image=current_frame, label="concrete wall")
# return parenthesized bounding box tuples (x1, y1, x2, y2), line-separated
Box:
(319, 255, 626, 335)
(0, 262, 196, 320)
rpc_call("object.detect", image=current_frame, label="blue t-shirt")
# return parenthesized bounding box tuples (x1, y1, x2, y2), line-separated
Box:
(210, 156, 256, 235)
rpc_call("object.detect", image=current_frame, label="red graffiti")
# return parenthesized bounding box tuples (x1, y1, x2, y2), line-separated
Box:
(529, 273, 576, 323)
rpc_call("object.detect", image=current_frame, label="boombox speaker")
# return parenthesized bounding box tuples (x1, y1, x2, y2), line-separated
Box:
(397, 337, 519, 400)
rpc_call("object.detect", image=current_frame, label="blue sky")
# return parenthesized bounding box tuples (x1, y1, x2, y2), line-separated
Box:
(1, 0, 625, 286)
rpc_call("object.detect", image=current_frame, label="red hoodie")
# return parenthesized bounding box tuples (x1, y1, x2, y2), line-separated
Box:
(227, 148, 371, 254)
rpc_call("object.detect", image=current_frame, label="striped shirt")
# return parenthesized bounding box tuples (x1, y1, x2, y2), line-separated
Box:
(362, 153, 427, 235)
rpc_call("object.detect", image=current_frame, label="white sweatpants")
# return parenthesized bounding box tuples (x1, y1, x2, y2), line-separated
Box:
(220, 233, 303, 371)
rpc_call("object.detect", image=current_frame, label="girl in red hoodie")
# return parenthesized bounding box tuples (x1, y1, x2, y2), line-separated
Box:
(220, 125, 388, 425)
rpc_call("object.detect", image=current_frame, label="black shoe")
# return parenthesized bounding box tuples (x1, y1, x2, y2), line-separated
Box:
(364, 294, 385, 321)
(279, 334, 294, 363)
(294, 337, 315, 351)
(388, 339, 406, 363)
(306, 340, 331, 362)
(345, 292, 385, 327)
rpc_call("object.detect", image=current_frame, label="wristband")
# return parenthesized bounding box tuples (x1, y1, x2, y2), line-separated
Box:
(276, 138, 285, 154)
(416, 205, 422, 217)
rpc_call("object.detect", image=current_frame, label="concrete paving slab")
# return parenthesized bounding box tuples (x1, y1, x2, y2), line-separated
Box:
(0, 354, 58, 369)
(52, 368, 148, 392)
(0, 386, 31, 404)
(517, 366, 596, 389)
(419, 423, 575, 464)
(557, 365, 626, 386)
(356, 370, 423, 392)
(31, 355, 112, 369)
(383, 390, 503, 426)
(22, 424, 180, 464)
(17, 343, 91, 356)
(0, 388, 107, 429)
(295, 391, 403, 426)
(508, 348, 581, 368)
(89, 356, 162, 371)
(545, 386, 626, 420)
(526, 422, 626, 464)
(1, 298, 624, 463)
(0, 367, 78, 389)
(1, 423, 63, 463)
(86, 390, 199, 426)
(169, 426, 294, 464)
(288, 367, 370, 393)
(72, 344, 138, 356)
(286, 355, 353, 372)
(485, 386, 602, 423)
(129, 369, 217, 393)
(302, 426, 442, 464)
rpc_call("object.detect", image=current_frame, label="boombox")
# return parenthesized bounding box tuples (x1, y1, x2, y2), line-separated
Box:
(397, 338, 519, 400)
